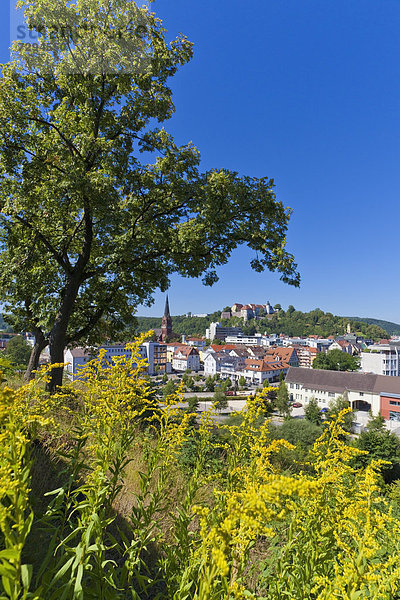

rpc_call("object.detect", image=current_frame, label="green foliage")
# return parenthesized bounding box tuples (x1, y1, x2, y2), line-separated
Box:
(4, 343, 400, 598)
(136, 308, 390, 340)
(276, 381, 291, 418)
(269, 418, 323, 449)
(187, 396, 200, 413)
(4, 335, 32, 367)
(163, 379, 177, 398)
(0, 357, 17, 378)
(162, 373, 168, 384)
(354, 427, 400, 483)
(304, 397, 322, 425)
(205, 376, 215, 392)
(239, 375, 246, 389)
(347, 316, 400, 337)
(213, 388, 228, 411)
(0, 314, 12, 332)
(313, 348, 360, 372)
(325, 395, 353, 432)
(0, 0, 299, 389)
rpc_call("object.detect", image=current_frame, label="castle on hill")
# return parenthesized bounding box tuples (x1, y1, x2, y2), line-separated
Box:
(221, 301, 276, 321)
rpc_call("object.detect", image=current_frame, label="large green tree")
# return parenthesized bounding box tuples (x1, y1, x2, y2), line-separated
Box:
(313, 349, 360, 372)
(276, 380, 291, 418)
(4, 335, 32, 367)
(0, 0, 299, 391)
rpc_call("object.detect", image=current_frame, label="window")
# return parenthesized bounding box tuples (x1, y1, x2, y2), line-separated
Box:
(390, 400, 400, 406)
(290, 383, 294, 389)
(359, 392, 364, 397)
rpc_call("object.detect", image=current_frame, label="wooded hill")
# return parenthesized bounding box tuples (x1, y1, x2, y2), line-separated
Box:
(346, 316, 400, 337)
(1, 309, 395, 342)
(136, 308, 391, 341)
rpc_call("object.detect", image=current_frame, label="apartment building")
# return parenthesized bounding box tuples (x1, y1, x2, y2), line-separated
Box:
(361, 342, 400, 376)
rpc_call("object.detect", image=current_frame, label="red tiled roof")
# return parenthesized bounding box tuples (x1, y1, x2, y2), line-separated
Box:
(173, 346, 199, 358)
(265, 347, 296, 361)
(210, 344, 240, 351)
(244, 358, 289, 372)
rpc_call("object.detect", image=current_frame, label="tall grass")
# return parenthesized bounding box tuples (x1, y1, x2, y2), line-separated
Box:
(1, 338, 400, 599)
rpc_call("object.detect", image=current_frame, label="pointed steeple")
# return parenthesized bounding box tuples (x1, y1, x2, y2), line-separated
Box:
(161, 294, 173, 341)
(164, 294, 170, 318)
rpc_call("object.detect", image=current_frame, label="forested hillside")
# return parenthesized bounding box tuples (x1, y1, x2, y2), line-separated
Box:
(136, 308, 388, 341)
(347, 316, 400, 337)
(0, 313, 12, 332)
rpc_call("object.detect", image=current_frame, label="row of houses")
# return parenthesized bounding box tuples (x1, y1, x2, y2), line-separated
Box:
(64, 340, 202, 380)
(203, 346, 299, 385)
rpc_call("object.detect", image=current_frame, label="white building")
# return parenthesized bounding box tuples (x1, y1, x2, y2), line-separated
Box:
(285, 367, 381, 415)
(361, 343, 400, 376)
(64, 341, 167, 380)
(225, 334, 263, 346)
(172, 346, 200, 372)
(206, 322, 243, 341)
(203, 352, 219, 376)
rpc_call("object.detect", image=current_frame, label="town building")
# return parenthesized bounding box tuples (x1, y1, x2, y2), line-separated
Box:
(361, 342, 400, 376)
(265, 346, 299, 367)
(285, 367, 400, 425)
(225, 334, 263, 346)
(293, 345, 318, 369)
(64, 341, 166, 380)
(206, 322, 243, 341)
(172, 345, 200, 372)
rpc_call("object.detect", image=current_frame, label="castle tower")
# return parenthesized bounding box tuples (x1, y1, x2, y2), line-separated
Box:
(161, 295, 173, 342)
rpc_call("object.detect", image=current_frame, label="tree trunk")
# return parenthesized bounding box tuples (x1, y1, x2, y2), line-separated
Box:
(24, 330, 48, 382)
(48, 277, 82, 393)
(48, 331, 67, 393)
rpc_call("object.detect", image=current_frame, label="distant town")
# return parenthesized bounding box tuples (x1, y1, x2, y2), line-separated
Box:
(3, 297, 400, 430)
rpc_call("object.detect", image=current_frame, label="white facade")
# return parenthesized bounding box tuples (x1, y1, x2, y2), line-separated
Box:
(225, 334, 262, 346)
(64, 342, 163, 380)
(172, 349, 200, 372)
(361, 345, 400, 376)
(203, 353, 219, 376)
(206, 322, 242, 341)
(287, 381, 380, 415)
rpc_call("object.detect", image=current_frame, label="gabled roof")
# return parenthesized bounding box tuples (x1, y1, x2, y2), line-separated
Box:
(265, 347, 298, 362)
(68, 347, 91, 358)
(173, 345, 199, 358)
(210, 344, 240, 352)
(244, 358, 289, 372)
(285, 367, 379, 394)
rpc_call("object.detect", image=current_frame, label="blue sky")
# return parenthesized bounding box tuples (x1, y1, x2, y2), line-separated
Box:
(2, 1, 400, 321)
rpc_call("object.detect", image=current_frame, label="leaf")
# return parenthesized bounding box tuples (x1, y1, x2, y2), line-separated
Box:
(21, 564, 33, 590)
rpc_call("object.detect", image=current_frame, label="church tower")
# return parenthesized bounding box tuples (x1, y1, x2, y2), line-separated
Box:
(161, 295, 173, 342)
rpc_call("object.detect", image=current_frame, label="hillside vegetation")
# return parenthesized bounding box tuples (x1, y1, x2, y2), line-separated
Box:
(0, 314, 12, 332)
(3, 338, 400, 598)
(136, 308, 389, 341)
(346, 316, 400, 337)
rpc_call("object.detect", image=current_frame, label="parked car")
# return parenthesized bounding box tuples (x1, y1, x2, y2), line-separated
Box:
(320, 407, 329, 413)
(292, 402, 302, 408)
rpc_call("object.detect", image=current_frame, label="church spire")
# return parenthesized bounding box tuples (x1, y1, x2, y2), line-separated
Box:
(161, 294, 172, 341)
(164, 294, 170, 318)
